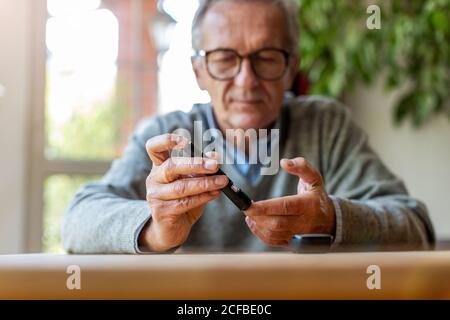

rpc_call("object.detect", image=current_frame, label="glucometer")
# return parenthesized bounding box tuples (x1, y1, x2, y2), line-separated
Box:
(188, 141, 253, 211)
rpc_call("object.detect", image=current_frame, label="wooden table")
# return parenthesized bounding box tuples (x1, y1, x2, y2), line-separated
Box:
(0, 251, 449, 299)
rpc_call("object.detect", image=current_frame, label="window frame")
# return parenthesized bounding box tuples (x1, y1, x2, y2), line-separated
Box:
(27, 0, 112, 253)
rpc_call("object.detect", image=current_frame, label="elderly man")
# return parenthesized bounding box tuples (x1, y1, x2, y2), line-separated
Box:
(62, 0, 434, 253)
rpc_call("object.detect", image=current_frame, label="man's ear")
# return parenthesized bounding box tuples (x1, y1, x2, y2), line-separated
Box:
(191, 57, 207, 91)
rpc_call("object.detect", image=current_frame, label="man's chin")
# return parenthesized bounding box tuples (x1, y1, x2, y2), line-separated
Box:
(229, 114, 264, 131)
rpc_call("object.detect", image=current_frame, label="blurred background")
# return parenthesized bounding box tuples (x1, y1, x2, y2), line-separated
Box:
(0, 0, 449, 253)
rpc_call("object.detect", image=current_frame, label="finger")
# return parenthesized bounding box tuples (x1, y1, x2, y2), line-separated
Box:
(249, 215, 299, 232)
(153, 190, 221, 217)
(145, 134, 188, 165)
(246, 217, 290, 247)
(179, 154, 217, 179)
(245, 195, 314, 217)
(181, 173, 206, 179)
(153, 157, 219, 183)
(280, 157, 323, 187)
(247, 217, 293, 240)
(204, 151, 220, 160)
(147, 175, 228, 200)
(179, 157, 216, 178)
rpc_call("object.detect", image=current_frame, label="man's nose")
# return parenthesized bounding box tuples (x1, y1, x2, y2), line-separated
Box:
(233, 58, 259, 89)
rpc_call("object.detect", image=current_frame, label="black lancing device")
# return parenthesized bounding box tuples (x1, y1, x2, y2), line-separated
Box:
(189, 141, 252, 211)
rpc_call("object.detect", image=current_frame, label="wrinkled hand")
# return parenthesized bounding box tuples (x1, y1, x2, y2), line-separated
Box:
(138, 134, 228, 252)
(244, 157, 336, 247)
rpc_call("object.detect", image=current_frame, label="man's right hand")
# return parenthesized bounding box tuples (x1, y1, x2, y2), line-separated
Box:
(138, 134, 228, 252)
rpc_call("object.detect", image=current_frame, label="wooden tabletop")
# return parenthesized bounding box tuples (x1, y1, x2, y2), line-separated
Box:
(0, 251, 449, 299)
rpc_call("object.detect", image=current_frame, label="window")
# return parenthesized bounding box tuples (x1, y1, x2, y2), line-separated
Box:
(43, 174, 101, 252)
(46, 0, 121, 161)
(29, 0, 159, 253)
(30, 0, 207, 253)
(157, 0, 210, 114)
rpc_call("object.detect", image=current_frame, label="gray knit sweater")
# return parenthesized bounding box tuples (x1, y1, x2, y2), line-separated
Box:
(61, 96, 435, 253)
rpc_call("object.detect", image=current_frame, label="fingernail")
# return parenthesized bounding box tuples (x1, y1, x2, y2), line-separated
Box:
(215, 175, 227, 185)
(204, 159, 217, 170)
(284, 159, 294, 167)
(209, 190, 220, 196)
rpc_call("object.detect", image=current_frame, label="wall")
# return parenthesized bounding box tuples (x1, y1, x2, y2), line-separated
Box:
(0, 0, 31, 253)
(344, 78, 450, 239)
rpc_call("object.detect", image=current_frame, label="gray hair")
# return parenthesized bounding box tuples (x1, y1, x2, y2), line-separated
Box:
(191, 0, 299, 53)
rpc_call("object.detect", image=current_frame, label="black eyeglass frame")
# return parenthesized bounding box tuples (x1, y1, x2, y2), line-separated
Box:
(192, 47, 291, 81)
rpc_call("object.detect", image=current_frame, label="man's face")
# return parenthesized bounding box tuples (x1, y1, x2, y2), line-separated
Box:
(192, 1, 298, 131)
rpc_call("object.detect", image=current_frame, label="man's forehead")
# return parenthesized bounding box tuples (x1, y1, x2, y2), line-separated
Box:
(199, 1, 289, 51)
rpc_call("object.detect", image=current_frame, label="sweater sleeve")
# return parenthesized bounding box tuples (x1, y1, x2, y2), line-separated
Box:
(61, 118, 161, 254)
(321, 101, 435, 251)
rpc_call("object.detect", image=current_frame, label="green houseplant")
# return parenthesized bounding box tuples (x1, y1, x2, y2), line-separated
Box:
(297, 0, 450, 127)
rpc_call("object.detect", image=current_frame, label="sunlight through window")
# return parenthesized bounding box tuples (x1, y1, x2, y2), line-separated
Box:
(45, 0, 119, 160)
(158, 0, 210, 114)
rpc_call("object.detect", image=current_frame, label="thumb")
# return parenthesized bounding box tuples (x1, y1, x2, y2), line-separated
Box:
(280, 157, 323, 187)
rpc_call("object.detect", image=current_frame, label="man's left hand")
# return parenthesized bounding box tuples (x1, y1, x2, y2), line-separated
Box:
(244, 157, 336, 247)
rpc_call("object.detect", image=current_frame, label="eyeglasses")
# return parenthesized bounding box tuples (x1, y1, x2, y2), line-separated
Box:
(192, 47, 291, 81)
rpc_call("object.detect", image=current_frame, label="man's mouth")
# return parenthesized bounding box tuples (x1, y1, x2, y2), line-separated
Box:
(232, 99, 263, 107)
(236, 100, 261, 103)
